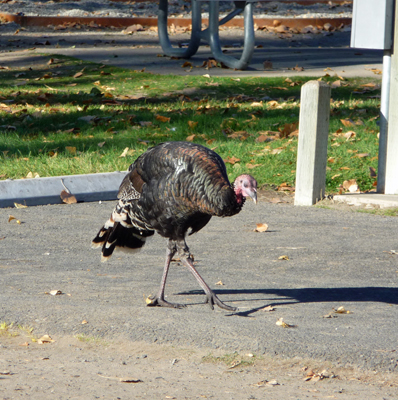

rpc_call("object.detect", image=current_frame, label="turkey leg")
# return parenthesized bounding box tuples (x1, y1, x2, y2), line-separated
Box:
(147, 242, 186, 308)
(178, 240, 237, 311)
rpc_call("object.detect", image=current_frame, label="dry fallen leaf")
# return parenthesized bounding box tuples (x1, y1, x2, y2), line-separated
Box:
(122, 24, 144, 34)
(8, 215, 21, 224)
(266, 379, 280, 386)
(26, 171, 40, 178)
(246, 163, 261, 169)
(228, 360, 242, 369)
(119, 147, 129, 158)
(65, 146, 77, 155)
(188, 121, 198, 129)
(260, 305, 275, 312)
(60, 190, 77, 204)
(333, 306, 351, 314)
(120, 378, 143, 383)
(276, 317, 296, 328)
(323, 311, 337, 319)
(340, 118, 354, 127)
(344, 131, 356, 140)
(14, 202, 27, 209)
(271, 147, 284, 155)
(331, 80, 342, 88)
(304, 368, 332, 381)
(37, 334, 55, 344)
(342, 179, 360, 193)
(145, 295, 156, 305)
(355, 153, 369, 158)
(155, 115, 170, 123)
(223, 156, 240, 165)
(254, 223, 269, 232)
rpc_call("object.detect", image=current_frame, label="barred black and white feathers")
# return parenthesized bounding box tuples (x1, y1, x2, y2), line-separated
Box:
(92, 141, 257, 310)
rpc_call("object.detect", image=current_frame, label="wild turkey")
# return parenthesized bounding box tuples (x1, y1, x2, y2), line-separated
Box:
(92, 141, 257, 311)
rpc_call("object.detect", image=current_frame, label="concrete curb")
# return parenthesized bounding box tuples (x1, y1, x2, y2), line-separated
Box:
(0, 171, 125, 208)
(333, 193, 398, 208)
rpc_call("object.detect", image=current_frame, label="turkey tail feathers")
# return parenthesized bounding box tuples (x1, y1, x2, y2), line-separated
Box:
(92, 218, 153, 262)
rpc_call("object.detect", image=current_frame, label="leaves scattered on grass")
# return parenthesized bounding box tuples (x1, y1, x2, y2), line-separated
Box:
(0, 57, 382, 194)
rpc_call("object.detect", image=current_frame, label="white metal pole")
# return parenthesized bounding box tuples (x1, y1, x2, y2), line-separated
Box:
(377, 50, 392, 193)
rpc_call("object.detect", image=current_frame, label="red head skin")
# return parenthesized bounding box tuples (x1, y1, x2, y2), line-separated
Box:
(234, 174, 257, 205)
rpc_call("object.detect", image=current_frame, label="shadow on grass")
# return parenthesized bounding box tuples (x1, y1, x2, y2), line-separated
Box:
(0, 55, 380, 155)
(0, 54, 382, 191)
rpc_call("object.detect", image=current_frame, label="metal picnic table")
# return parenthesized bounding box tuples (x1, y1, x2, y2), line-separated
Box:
(158, 0, 256, 69)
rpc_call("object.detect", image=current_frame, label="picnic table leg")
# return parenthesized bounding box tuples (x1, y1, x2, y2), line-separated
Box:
(208, 1, 255, 70)
(158, 0, 201, 58)
(209, 1, 254, 69)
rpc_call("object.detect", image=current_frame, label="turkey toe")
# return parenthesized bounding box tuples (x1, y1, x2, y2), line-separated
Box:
(147, 295, 186, 309)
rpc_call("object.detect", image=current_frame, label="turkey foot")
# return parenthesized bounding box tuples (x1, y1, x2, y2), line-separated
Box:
(179, 250, 237, 312)
(146, 244, 186, 308)
(146, 295, 186, 309)
(204, 291, 237, 311)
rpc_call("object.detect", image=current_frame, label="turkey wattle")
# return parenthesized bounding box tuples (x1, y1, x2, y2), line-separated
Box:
(92, 141, 257, 311)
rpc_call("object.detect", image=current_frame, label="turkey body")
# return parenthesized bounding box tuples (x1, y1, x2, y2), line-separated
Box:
(93, 141, 257, 311)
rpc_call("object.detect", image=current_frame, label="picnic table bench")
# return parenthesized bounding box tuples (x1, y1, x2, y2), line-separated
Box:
(158, 0, 256, 69)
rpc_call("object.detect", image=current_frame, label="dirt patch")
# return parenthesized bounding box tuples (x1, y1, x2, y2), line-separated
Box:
(1, 335, 397, 399)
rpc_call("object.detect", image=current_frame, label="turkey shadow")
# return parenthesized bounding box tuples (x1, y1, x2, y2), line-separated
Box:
(177, 287, 398, 316)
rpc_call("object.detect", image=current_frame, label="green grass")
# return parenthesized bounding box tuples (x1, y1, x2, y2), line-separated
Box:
(0, 321, 18, 337)
(75, 333, 109, 345)
(0, 321, 36, 340)
(356, 207, 398, 216)
(0, 54, 381, 193)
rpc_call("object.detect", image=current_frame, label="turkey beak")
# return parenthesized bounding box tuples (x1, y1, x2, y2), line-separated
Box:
(248, 189, 257, 204)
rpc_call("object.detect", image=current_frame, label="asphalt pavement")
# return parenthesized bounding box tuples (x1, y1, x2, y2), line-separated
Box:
(1, 198, 397, 372)
(0, 26, 383, 77)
